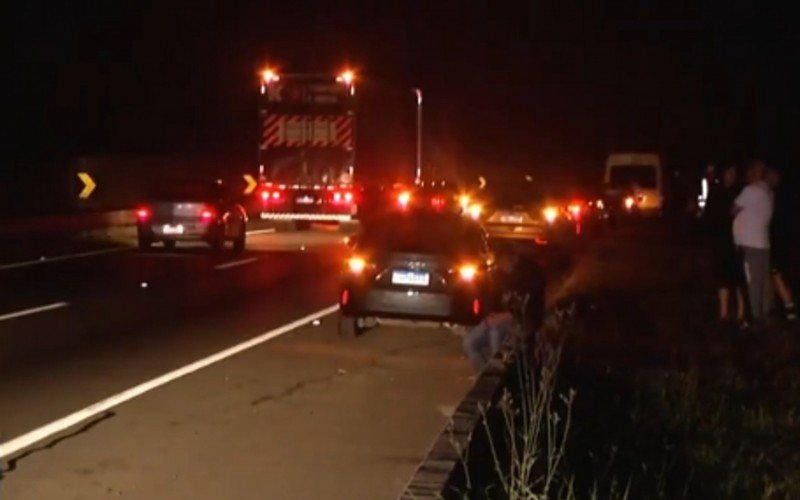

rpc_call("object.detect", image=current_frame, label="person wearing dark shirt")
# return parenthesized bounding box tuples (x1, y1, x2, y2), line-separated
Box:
(766, 167, 796, 321)
(704, 165, 746, 323)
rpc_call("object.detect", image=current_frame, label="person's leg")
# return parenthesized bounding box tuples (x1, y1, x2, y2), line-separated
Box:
(718, 288, 730, 320)
(744, 247, 770, 320)
(742, 247, 758, 320)
(772, 271, 797, 319)
(488, 318, 514, 355)
(760, 249, 773, 317)
(463, 321, 491, 371)
(735, 287, 746, 322)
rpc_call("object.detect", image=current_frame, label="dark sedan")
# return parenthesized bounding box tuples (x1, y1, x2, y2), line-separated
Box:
(338, 211, 493, 337)
(136, 182, 248, 252)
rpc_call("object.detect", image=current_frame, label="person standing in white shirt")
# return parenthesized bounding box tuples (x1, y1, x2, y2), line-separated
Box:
(733, 160, 774, 321)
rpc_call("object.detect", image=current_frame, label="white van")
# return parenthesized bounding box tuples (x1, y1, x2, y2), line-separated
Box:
(604, 152, 664, 214)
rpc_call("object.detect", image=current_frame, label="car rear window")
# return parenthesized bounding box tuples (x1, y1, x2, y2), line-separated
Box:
(360, 213, 485, 255)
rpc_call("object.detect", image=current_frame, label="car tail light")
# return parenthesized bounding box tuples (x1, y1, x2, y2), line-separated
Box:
(260, 190, 269, 201)
(472, 298, 481, 316)
(201, 207, 216, 221)
(431, 195, 446, 210)
(348, 256, 367, 273)
(137, 207, 151, 221)
(567, 202, 583, 219)
(458, 264, 478, 282)
(542, 206, 559, 224)
(340, 289, 350, 306)
(344, 191, 354, 203)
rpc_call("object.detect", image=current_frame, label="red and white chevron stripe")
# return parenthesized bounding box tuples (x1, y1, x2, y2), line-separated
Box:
(261, 114, 353, 148)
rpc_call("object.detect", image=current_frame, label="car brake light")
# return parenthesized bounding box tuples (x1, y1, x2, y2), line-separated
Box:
(137, 207, 151, 221)
(272, 191, 281, 200)
(341, 289, 350, 306)
(431, 195, 446, 210)
(201, 208, 216, 221)
(260, 190, 269, 201)
(472, 298, 481, 316)
(567, 202, 583, 219)
(348, 256, 366, 273)
(458, 264, 478, 282)
(344, 191, 354, 203)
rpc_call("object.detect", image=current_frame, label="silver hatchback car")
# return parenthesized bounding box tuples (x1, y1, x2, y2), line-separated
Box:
(136, 182, 247, 252)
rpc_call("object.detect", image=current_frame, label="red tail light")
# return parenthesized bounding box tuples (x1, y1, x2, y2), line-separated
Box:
(341, 289, 350, 306)
(260, 190, 269, 201)
(472, 298, 481, 316)
(332, 191, 354, 205)
(201, 207, 216, 221)
(431, 195, 446, 210)
(567, 201, 583, 219)
(137, 207, 151, 221)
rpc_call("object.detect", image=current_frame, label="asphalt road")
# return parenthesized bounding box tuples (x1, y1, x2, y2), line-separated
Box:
(2, 225, 538, 499)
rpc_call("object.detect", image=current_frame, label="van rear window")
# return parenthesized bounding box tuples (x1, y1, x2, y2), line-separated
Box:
(609, 165, 657, 189)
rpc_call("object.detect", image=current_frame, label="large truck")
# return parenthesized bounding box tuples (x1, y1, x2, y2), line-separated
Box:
(255, 69, 416, 227)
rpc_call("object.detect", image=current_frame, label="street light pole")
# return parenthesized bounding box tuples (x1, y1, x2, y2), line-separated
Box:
(413, 88, 423, 184)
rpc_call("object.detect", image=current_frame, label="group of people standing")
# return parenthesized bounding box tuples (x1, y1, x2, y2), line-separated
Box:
(705, 160, 796, 327)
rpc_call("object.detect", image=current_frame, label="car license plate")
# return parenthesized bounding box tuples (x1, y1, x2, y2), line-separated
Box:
(162, 224, 185, 235)
(501, 214, 524, 223)
(391, 270, 430, 286)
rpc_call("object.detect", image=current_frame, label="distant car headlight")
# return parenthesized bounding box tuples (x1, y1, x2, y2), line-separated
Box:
(624, 196, 635, 210)
(467, 204, 483, 220)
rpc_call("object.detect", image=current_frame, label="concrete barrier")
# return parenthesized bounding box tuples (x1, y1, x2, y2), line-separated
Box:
(400, 345, 519, 499)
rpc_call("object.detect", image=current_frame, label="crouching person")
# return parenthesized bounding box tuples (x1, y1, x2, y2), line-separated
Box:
(463, 244, 544, 372)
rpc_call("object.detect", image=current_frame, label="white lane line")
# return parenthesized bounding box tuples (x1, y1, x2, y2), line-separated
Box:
(0, 247, 127, 272)
(0, 304, 339, 460)
(0, 302, 69, 322)
(214, 257, 258, 271)
(246, 228, 276, 236)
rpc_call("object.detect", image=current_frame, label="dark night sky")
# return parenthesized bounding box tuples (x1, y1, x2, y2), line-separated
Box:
(8, 1, 800, 181)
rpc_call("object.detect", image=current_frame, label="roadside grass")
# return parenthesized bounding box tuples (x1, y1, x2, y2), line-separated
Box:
(464, 301, 800, 499)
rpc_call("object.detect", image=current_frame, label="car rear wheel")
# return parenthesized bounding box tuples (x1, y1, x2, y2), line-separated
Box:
(338, 315, 363, 338)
